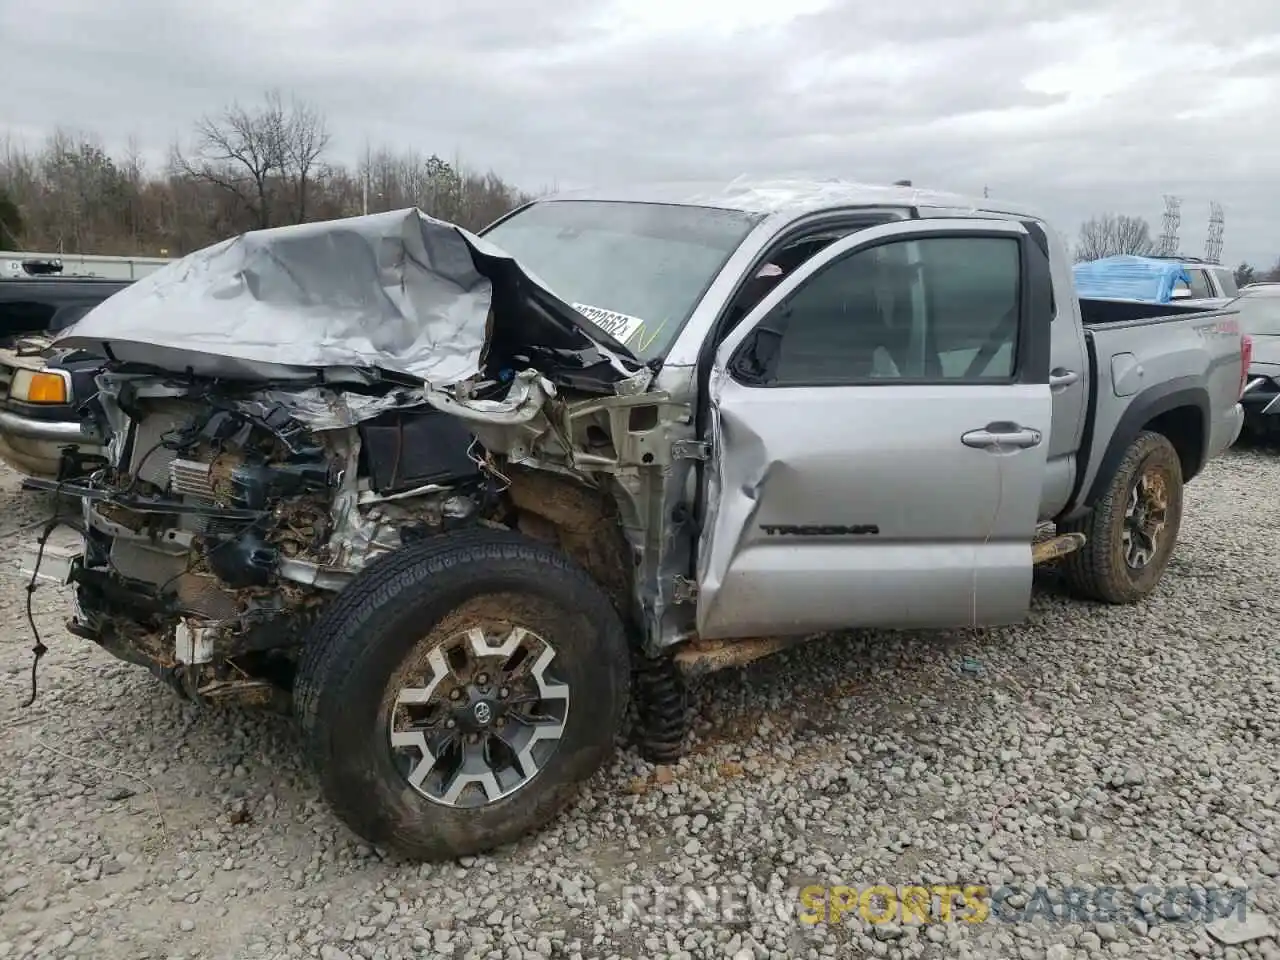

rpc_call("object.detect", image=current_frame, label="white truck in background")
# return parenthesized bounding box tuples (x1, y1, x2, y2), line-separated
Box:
(2, 252, 172, 281)
(1165, 256, 1239, 307)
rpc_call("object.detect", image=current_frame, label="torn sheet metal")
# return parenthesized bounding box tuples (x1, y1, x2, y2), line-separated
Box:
(241, 387, 430, 431)
(242, 369, 559, 433)
(54, 208, 645, 390)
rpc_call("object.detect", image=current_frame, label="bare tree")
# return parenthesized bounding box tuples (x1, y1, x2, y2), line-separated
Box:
(1074, 213, 1156, 262)
(279, 95, 330, 223)
(173, 93, 289, 229)
(0, 101, 531, 255)
(173, 92, 330, 228)
(35, 129, 133, 252)
(0, 187, 22, 248)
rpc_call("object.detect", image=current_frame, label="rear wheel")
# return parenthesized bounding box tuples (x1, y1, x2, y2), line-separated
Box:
(294, 529, 630, 860)
(1059, 430, 1184, 604)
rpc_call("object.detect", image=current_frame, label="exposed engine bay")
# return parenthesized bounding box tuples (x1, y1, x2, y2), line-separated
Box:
(20, 207, 704, 709)
(55, 372, 512, 706)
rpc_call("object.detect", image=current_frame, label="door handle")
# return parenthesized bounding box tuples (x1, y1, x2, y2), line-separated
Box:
(1050, 368, 1080, 389)
(961, 423, 1043, 451)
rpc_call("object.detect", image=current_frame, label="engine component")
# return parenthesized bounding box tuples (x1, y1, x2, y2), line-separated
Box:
(205, 528, 279, 588)
(169, 458, 218, 499)
(65, 380, 496, 718)
(109, 537, 187, 586)
(632, 654, 693, 764)
(127, 401, 196, 488)
(174, 572, 242, 620)
(358, 408, 479, 494)
(228, 460, 331, 510)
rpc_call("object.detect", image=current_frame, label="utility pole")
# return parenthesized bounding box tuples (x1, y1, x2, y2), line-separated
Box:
(362, 139, 371, 216)
(1157, 195, 1181, 256)
(1204, 201, 1224, 264)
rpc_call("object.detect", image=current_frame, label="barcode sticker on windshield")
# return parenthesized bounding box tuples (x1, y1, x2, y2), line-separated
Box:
(573, 303, 646, 345)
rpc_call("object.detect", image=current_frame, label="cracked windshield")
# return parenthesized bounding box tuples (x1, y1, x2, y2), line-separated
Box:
(483, 199, 761, 358)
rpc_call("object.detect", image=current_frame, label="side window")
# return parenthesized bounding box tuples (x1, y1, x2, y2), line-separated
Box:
(741, 236, 1021, 385)
(1214, 268, 1239, 298)
(1188, 269, 1212, 299)
(718, 216, 899, 340)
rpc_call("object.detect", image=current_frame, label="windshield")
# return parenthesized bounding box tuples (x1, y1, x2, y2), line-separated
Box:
(482, 200, 762, 360)
(1237, 294, 1280, 337)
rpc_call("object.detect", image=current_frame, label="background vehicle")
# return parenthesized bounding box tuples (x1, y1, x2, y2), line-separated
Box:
(1238, 284, 1280, 440)
(26, 182, 1247, 861)
(1155, 255, 1238, 306)
(1072, 254, 1236, 307)
(0, 276, 126, 476)
(2, 251, 171, 280)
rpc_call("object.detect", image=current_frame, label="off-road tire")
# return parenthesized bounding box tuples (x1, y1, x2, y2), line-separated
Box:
(294, 528, 631, 861)
(1059, 430, 1184, 604)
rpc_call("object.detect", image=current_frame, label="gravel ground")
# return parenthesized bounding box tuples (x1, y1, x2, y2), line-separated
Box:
(1, 446, 1279, 960)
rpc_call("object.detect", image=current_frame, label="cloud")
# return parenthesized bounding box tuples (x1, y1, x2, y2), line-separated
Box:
(2, 0, 1278, 264)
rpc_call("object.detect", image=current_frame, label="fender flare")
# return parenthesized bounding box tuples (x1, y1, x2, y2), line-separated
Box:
(1080, 376, 1210, 509)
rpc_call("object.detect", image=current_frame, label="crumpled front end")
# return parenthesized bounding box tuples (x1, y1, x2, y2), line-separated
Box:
(22, 207, 699, 704)
(42, 369, 538, 705)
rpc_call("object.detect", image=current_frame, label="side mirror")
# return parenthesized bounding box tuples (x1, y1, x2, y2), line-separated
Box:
(1171, 287, 1192, 300)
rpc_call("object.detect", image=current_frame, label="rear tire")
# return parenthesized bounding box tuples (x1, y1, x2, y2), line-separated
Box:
(1059, 430, 1183, 604)
(294, 528, 630, 861)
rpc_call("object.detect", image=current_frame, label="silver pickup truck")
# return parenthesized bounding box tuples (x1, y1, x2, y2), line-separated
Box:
(22, 180, 1246, 861)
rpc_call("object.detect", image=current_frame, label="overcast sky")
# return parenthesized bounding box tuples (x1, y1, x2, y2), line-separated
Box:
(4, 0, 1278, 266)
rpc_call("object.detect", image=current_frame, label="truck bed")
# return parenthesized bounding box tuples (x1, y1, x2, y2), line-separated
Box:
(1063, 299, 1245, 521)
(1079, 296, 1219, 327)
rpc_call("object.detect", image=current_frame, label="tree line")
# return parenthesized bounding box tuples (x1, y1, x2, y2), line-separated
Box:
(4, 98, 1276, 289)
(0, 91, 533, 258)
(1074, 212, 1279, 288)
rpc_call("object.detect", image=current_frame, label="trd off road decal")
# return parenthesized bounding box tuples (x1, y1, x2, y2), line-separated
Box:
(573, 303, 646, 347)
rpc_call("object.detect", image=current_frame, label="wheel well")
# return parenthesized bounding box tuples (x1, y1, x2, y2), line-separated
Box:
(501, 467, 633, 620)
(1143, 405, 1205, 482)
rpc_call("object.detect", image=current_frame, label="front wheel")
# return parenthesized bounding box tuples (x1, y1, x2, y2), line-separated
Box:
(294, 529, 631, 860)
(1059, 430, 1184, 604)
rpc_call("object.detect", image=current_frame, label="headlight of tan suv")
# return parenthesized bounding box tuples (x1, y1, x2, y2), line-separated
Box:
(10, 369, 70, 404)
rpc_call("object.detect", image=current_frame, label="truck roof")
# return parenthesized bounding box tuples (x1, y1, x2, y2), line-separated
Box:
(540, 177, 1044, 222)
(1140, 254, 1226, 267)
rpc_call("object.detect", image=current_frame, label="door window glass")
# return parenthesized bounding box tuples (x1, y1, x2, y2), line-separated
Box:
(1212, 268, 1238, 298)
(1187, 269, 1212, 299)
(746, 236, 1022, 385)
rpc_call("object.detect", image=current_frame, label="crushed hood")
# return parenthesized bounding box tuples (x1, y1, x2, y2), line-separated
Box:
(54, 208, 646, 392)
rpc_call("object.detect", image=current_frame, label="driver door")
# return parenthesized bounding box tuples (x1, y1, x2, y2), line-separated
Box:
(695, 218, 1055, 640)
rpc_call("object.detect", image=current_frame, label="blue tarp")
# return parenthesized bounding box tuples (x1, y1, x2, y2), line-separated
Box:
(1072, 255, 1191, 303)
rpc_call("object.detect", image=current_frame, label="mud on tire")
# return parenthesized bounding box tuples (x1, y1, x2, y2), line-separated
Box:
(293, 528, 631, 861)
(1059, 430, 1184, 604)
